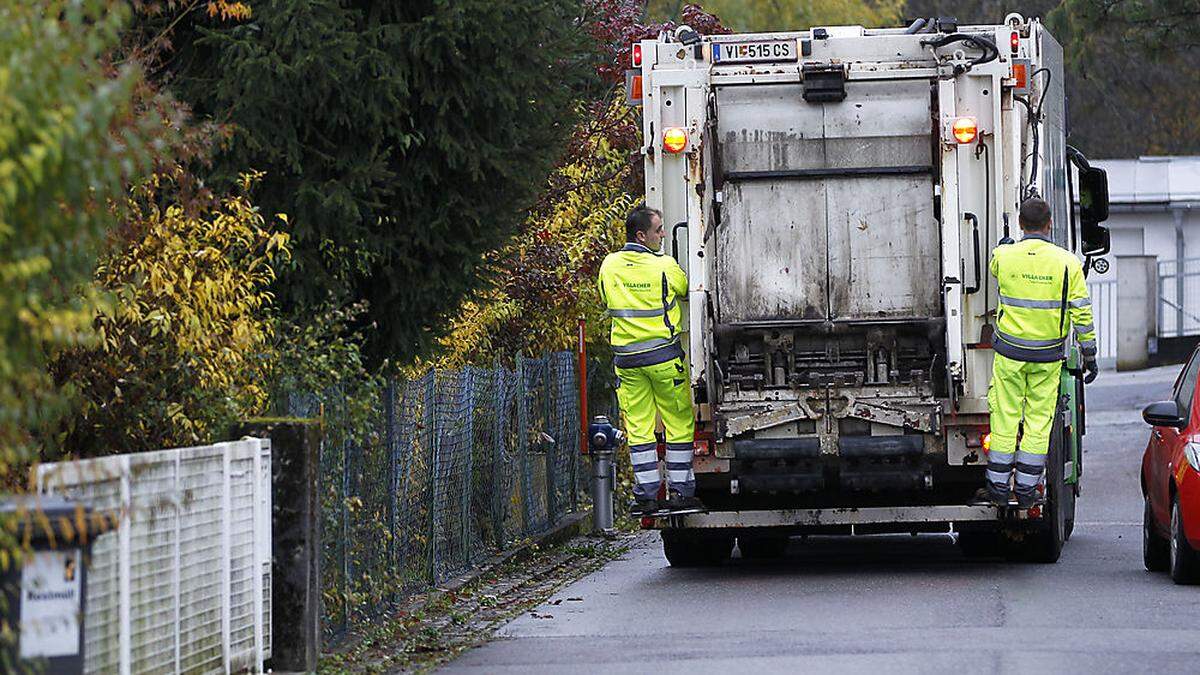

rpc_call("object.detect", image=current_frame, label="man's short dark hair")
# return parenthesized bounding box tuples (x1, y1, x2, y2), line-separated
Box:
(1019, 197, 1052, 230)
(625, 205, 662, 242)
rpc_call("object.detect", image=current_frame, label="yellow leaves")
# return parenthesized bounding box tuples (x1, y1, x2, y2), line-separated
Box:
(51, 170, 291, 455)
(206, 1, 252, 22)
(434, 96, 636, 367)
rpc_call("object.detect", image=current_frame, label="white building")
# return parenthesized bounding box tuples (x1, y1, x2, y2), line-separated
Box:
(1095, 156, 1200, 263)
(1086, 156, 1200, 367)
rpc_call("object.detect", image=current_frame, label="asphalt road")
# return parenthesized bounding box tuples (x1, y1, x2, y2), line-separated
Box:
(444, 365, 1200, 674)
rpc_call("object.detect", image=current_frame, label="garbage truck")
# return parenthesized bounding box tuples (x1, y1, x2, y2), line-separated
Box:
(627, 13, 1112, 565)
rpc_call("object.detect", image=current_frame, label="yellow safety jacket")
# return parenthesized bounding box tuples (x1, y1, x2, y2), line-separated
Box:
(990, 233, 1097, 363)
(597, 243, 688, 368)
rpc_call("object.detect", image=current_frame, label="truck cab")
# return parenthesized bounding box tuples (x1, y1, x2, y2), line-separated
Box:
(630, 14, 1111, 565)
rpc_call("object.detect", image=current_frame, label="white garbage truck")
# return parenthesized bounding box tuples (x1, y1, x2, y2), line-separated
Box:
(628, 13, 1112, 564)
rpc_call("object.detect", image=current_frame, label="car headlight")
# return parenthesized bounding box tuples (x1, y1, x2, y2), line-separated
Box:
(1187, 442, 1200, 472)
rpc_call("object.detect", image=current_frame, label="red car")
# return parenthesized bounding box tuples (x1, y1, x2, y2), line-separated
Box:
(1142, 349, 1200, 583)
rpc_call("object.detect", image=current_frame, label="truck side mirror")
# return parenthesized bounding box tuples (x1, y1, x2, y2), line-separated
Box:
(1079, 166, 1110, 256)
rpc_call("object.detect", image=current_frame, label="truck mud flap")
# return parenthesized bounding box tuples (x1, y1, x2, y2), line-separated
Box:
(838, 436, 924, 458)
(839, 436, 925, 491)
(733, 438, 823, 493)
(733, 438, 821, 459)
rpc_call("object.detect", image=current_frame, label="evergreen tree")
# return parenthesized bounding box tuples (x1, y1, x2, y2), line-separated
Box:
(167, 0, 593, 364)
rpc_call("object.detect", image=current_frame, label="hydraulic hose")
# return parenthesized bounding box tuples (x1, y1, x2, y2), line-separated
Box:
(922, 33, 999, 74)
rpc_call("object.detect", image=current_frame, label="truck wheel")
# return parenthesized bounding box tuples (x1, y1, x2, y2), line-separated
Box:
(1169, 496, 1200, 584)
(738, 535, 789, 560)
(958, 529, 1003, 558)
(1026, 412, 1065, 564)
(662, 529, 733, 567)
(1144, 494, 1169, 572)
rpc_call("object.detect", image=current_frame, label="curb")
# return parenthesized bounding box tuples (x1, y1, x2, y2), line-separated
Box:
(320, 507, 598, 667)
(433, 508, 594, 597)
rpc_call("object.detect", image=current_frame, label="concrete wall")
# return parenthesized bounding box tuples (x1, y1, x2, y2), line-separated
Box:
(1115, 255, 1158, 371)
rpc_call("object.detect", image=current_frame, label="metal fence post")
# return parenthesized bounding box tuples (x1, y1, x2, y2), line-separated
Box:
(491, 358, 506, 547)
(569, 352, 580, 511)
(460, 368, 475, 567)
(384, 380, 397, 594)
(516, 353, 531, 534)
(425, 372, 440, 584)
(543, 353, 558, 524)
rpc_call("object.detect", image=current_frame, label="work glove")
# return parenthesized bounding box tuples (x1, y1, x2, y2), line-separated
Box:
(1083, 357, 1099, 384)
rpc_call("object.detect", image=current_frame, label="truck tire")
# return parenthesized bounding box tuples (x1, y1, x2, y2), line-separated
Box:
(1169, 496, 1200, 584)
(738, 535, 790, 560)
(1144, 494, 1169, 572)
(662, 529, 733, 567)
(1026, 412, 1065, 564)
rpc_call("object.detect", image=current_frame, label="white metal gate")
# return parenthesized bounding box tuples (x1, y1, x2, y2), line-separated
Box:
(1158, 258, 1200, 337)
(1087, 278, 1118, 368)
(36, 438, 272, 674)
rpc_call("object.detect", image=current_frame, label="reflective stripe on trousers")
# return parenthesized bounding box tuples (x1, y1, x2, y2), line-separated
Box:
(615, 357, 696, 498)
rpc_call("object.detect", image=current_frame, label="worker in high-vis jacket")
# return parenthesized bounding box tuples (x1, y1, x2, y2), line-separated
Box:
(598, 205, 703, 516)
(979, 196, 1099, 508)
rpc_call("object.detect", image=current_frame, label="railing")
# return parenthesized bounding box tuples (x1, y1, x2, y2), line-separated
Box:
(1158, 257, 1200, 338)
(1086, 278, 1118, 367)
(36, 438, 272, 674)
(284, 351, 585, 642)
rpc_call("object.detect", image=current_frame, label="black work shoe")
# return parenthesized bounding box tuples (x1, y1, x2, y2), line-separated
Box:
(971, 485, 1009, 507)
(665, 494, 707, 514)
(1014, 489, 1043, 510)
(629, 498, 663, 517)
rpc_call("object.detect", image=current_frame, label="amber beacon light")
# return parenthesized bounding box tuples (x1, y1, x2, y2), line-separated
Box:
(952, 117, 978, 144)
(663, 127, 688, 153)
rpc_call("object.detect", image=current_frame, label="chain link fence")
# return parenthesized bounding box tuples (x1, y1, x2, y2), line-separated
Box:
(284, 351, 585, 642)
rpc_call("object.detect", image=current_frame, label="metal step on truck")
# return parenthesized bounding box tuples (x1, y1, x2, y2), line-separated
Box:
(627, 13, 1112, 565)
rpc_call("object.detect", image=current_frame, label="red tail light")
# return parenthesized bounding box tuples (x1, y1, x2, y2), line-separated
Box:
(633, 43, 643, 67)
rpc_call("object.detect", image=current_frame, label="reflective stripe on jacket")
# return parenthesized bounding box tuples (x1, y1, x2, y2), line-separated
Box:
(598, 243, 688, 368)
(989, 233, 1097, 363)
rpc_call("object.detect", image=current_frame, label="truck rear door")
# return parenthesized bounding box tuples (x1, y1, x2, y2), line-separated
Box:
(714, 78, 941, 324)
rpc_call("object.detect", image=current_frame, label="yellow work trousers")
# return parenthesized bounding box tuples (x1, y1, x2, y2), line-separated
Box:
(986, 353, 1062, 493)
(615, 356, 695, 499)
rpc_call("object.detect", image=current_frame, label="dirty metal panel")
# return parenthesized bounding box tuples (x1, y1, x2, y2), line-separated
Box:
(713, 72, 828, 324)
(821, 79, 938, 320)
(717, 180, 828, 322)
(821, 79, 933, 168)
(713, 78, 936, 324)
(826, 174, 940, 319)
(715, 83, 825, 173)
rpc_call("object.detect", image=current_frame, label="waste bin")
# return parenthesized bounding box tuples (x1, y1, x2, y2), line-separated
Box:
(1, 496, 100, 674)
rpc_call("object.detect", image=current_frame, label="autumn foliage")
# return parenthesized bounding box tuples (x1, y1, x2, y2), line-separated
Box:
(50, 172, 289, 457)
(434, 2, 731, 367)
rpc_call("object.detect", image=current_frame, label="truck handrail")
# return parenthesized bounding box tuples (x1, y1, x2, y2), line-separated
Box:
(964, 212, 982, 295)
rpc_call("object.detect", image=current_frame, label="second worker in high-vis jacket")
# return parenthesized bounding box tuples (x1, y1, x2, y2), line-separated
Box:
(598, 205, 702, 516)
(980, 196, 1099, 508)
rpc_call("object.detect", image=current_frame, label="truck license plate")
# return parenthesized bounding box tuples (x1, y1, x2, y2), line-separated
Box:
(713, 40, 797, 63)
